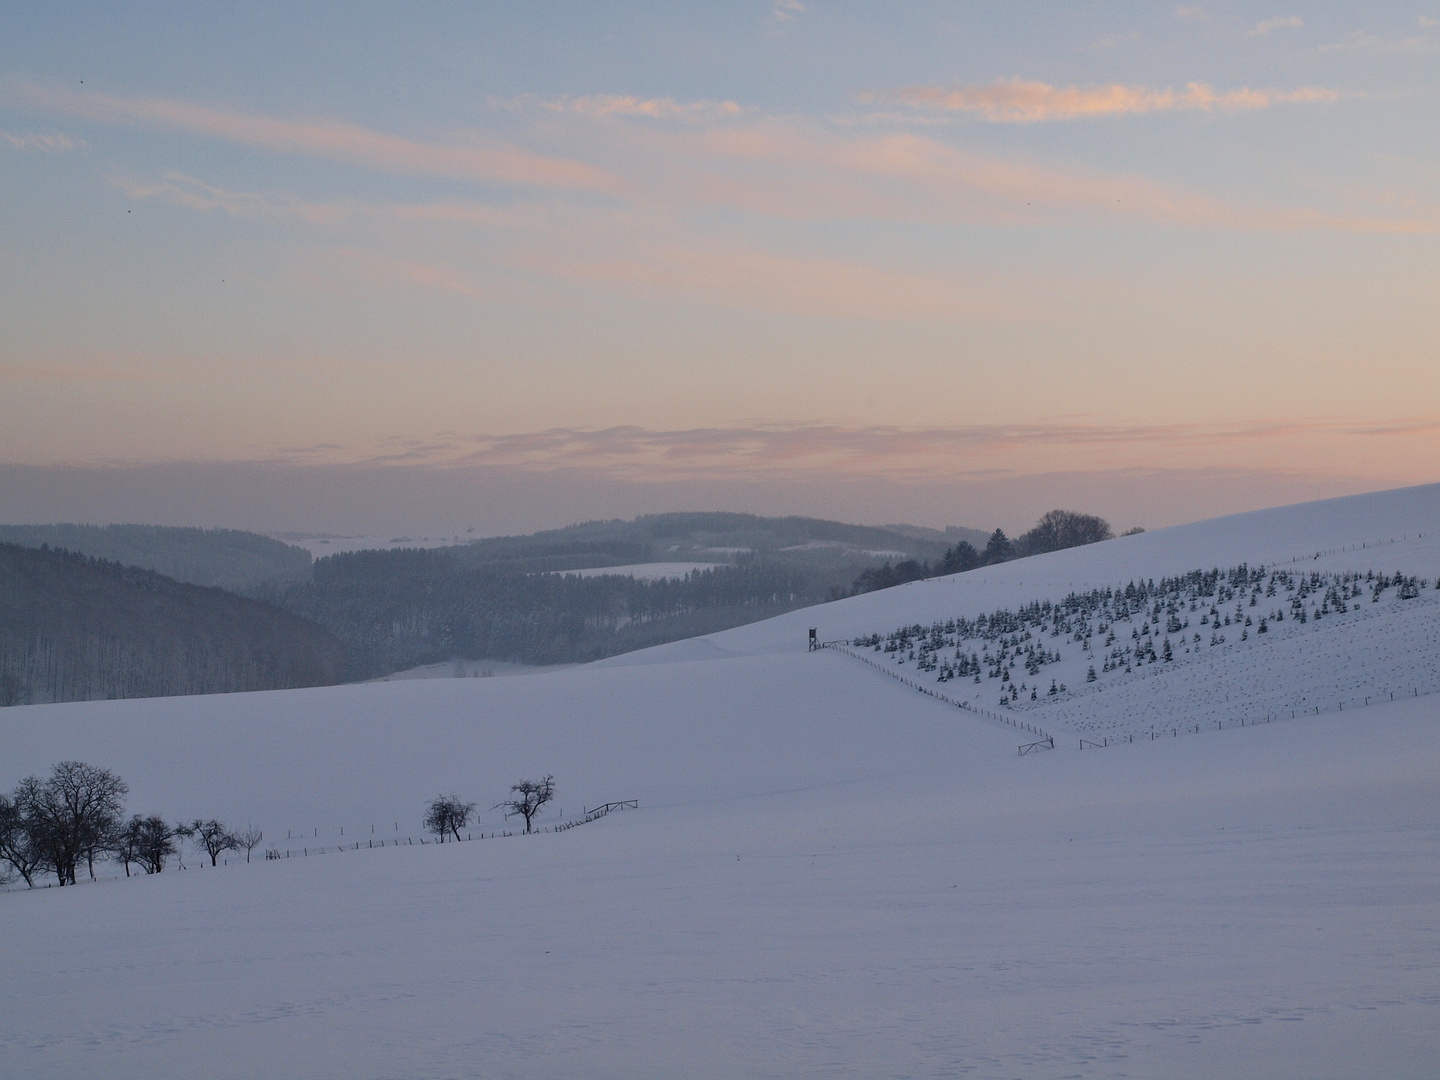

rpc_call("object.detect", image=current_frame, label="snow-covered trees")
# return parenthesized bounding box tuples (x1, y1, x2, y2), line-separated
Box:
(938, 542, 979, 575)
(858, 563, 1431, 719)
(983, 530, 1014, 565)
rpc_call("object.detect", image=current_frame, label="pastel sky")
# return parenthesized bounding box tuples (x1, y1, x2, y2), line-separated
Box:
(2, 2, 1438, 533)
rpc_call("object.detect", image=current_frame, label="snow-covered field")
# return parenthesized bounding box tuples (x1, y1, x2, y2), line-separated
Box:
(276, 534, 471, 556)
(372, 658, 577, 682)
(850, 565, 1439, 744)
(565, 561, 723, 580)
(3, 484, 1438, 1078)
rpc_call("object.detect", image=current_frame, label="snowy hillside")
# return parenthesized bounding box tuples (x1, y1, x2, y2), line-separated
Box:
(601, 481, 1440, 663)
(846, 564, 1438, 745)
(1, 484, 1437, 1079)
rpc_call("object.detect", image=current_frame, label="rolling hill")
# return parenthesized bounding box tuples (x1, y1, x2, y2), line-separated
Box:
(0, 524, 313, 593)
(0, 543, 345, 704)
(0, 485, 1436, 1078)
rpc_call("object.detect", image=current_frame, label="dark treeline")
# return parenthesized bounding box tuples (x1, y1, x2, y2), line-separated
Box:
(0, 760, 261, 888)
(849, 510, 1122, 596)
(0, 544, 345, 706)
(0, 512, 1001, 694)
(0, 524, 312, 592)
(454, 512, 982, 564)
(265, 549, 813, 677)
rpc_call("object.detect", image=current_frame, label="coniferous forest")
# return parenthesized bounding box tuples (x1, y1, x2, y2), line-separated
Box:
(0, 544, 344, 705)
(0, 511, 1120, 699)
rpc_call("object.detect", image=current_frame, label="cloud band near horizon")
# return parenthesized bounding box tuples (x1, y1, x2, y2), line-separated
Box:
(231, 420, 1440, 488)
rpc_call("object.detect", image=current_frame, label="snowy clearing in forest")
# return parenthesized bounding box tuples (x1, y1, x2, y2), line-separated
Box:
(565, 561, 724, 580)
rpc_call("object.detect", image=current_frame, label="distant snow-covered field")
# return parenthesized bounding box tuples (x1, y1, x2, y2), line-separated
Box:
(565, 561, 723, 580)
(2, 483, 1438, 1079)
(277, 533, 471, 556)
(371, 657, 578, 682)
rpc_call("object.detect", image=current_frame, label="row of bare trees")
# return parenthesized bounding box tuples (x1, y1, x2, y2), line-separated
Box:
(424, 775, 556, 842)
(0, 761, 262, 888)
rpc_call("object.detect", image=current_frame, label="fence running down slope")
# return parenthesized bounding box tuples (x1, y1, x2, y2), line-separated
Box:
(815, 640, 1055, 753)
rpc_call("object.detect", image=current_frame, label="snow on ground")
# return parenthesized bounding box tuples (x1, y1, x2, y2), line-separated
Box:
(565, 561, 722, 580)
(277, 534, 471, 556)
(2, 483, 1439, 1078)
(372, 658, 577, 682)
(598, 482, 1440, 666)
(852, 568, 1440, 745)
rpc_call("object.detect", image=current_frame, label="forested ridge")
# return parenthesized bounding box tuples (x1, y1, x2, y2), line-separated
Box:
(266, 549, 813, 676)
(0, 544, 344, 705)
(0, 512, 1114, 694)
(0, 524, 312, 592)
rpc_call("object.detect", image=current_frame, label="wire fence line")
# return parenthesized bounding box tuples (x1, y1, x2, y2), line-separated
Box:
(1065, 686, 1436, 751)
(816, 640, 1056, 752)
(2, 799, 640, 892)
(263, 799, 638, 857)
(816, 639, 1435, 754)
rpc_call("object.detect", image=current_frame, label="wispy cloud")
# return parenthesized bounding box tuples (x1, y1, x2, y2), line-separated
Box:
(770, 0, 806, 25)
(119, 172, 554, 234)
(540, 95, 746, 122)
(1250, 15, 1303, 36)
(1173, 6, 1207, 19)
(1, 129, 83, 152)
(1318, 29, 1435, 54)
(876, 78, 1337, 122)
(116, 173, 347, 224)
(674, 122, 1440, 233)
(18, 83, 624, 194)
(353, 418, 1440, 480)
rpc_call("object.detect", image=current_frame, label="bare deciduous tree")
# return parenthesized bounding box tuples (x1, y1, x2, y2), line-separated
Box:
(18, 762, 128, 885)
(178, 819, 238, 866)
(0, 789, 43, 888)
(498, 776, 555, 834)
(114, 815, 146, 877)
(136, 815, 177, 873)
(234, 823, 264, 863)
(424, 794, 475, 843)
(1016, 510, 1113, 556)
(115, 814, 176, 875)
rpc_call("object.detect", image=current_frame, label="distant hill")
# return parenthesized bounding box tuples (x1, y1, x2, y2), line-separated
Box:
(0, 514, 994, 690)
(446, 513, 987, 571)
(0, 524, 311, 593)
(0, 543, 344, 706)
(260, 513, 993, 677)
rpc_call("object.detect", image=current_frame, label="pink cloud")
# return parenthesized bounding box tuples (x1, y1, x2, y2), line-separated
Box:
(1, 129, 83, 152)
(20, 83, 624, 194)
(543, 95, 745, 122)
(881, 78, 1336, 122)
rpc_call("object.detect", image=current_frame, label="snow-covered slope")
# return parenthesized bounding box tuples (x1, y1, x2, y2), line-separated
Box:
(2, 483, 1438, 1079)
(601, 481, 1440, 665)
